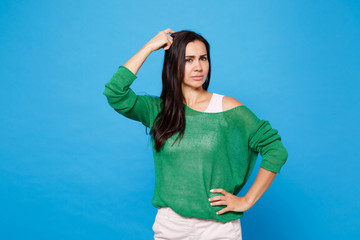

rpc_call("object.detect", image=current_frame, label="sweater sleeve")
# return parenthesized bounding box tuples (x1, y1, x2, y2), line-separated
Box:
(248, 119, 288, 173)
(103, 65, 157, 128)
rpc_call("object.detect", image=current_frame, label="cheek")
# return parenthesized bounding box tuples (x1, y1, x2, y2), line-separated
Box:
(184, 66, 192, 75)
(204, 65, 210, 73)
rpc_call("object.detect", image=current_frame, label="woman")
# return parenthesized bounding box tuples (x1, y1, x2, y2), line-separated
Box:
(103, 28, 288, 239)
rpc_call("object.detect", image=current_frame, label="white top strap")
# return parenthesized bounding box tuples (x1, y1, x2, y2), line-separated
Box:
(204, 93, 224, 113)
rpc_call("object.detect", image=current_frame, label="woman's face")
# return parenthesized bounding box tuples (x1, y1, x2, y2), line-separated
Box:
(181, 40, 209, 90)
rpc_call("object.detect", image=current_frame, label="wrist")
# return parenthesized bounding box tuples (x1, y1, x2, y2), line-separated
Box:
(142, 44, 154, 54)
(244, 194, 256, 207)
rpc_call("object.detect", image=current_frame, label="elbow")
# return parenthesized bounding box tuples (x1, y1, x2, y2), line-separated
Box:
(283, 147, 289, 164)
(275, 146, 288, 173)
(279, 144, 288, 166)
(260, 143, 288, 174)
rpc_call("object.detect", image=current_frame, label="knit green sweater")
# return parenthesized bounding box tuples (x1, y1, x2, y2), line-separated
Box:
(103, 65, 288, 223)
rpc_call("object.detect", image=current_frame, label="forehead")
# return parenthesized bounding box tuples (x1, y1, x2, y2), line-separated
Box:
(185, 40, 207, 55)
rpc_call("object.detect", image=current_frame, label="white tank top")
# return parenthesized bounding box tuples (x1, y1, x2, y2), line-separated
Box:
(204, 93, 224, 113)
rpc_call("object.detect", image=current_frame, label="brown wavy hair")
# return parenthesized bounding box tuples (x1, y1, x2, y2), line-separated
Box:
(149, 30, 211, 152)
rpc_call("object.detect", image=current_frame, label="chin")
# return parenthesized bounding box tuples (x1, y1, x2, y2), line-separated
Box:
(182, 79, 206, 89)
(191, 82, 205, 87)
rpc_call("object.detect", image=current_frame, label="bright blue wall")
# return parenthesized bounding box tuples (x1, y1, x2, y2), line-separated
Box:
(1, 0, 359, 239)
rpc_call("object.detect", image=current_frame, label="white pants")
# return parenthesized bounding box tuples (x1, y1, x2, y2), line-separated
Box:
(153, 207, 242, 240)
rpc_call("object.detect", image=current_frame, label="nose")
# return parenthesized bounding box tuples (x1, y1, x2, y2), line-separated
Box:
(194, 59, 203, 71)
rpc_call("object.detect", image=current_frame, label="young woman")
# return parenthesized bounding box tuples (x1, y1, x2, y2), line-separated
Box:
(103, 28, 288, 239)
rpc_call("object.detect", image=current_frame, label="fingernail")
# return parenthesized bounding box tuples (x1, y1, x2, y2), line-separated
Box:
(208, 198, 211, 201)
(210, 189, 214, 192)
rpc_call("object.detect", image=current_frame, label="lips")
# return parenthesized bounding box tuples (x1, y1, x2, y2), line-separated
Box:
(191, 75, 204, 80)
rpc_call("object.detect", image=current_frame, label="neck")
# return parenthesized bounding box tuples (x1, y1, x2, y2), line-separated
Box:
(182, 85, 209, 106)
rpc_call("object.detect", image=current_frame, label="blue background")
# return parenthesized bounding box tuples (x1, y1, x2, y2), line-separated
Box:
(1, 0, 359, 239)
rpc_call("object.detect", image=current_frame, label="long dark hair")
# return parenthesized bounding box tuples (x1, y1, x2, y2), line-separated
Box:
(150, 30, 211, 152)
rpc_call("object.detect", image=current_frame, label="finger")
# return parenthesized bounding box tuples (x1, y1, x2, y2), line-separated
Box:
(163, 42, 172, 50)
(164, 28, 175, 34)
(216, 207, 230, 215)
(210, 188, 228, 195)
(209, 196, 225, 202)
(210, 200, 227, 206)
(165, 34, 173, 42)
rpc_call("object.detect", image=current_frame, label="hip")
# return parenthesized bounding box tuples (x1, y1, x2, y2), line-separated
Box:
(153, 207, 242, 240)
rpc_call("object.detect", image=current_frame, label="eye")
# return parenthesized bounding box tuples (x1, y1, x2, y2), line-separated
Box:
(201, 57, 208, 61)
(185, 59, 192, 62)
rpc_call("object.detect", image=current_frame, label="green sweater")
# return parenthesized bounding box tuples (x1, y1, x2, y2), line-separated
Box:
(103, 65, 288, 223)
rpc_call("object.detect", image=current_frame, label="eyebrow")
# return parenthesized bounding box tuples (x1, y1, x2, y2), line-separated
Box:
(185, 54, 208, 58)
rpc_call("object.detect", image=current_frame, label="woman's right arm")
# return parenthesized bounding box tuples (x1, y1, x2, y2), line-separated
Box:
(103, 29, 175, 127)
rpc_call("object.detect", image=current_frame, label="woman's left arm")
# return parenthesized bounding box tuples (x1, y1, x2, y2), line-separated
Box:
(244, 167, 276, 206)
(209, 118, 288, 215)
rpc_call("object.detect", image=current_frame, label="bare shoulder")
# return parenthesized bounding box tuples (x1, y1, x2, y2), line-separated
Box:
(222, 96, 244, 111)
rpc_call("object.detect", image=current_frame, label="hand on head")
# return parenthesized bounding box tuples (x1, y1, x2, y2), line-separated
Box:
(145, 28, 176, 52)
